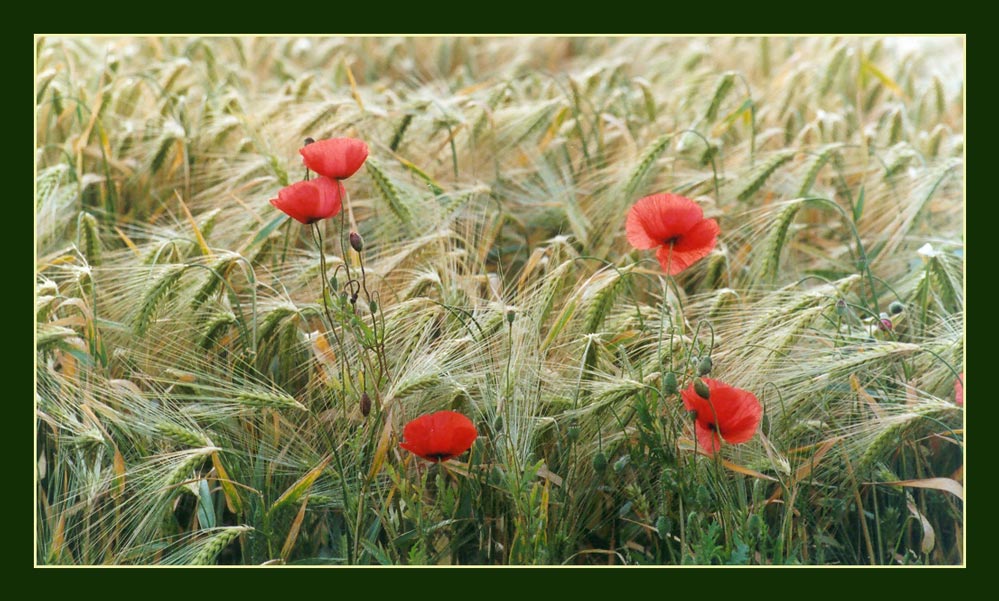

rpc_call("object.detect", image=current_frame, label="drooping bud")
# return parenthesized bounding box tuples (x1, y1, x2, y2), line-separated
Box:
(697, 356, 713, 376)
(693, 378, 711, 399)
(330, 275, 338, 291)
(360, 392, 371, 417)
(888, 300, 904, 315)
(349, 231, 364, 252)
(663, 372, 678, 395)
(369, 300, 378, 314)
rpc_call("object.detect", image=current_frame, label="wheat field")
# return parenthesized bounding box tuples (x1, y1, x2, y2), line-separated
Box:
(35, 35, 964, 566)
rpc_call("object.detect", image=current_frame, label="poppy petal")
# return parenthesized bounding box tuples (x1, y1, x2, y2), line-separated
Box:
(400, 411, 477, 462)
(955, 373, 964, 406)
(626, 193, 706, 249)
(716, 394, 762, 444)
(673, 217, 720, 254)
(681, 378, 761, 455)
(300, 138, 369, 180)
(654, 219, 718, 275)
(269, 177, 344, 224)
(694, 421, 723, 454)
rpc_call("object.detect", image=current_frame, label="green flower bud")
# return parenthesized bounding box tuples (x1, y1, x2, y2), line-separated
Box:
(697, 356, 713, 376)
(593, 452, 608, 473)
(369, 300, 378, 314)
(888, 300, 904, 315)
(655, 516, 671, 540)
(694, 378, 711, 399)
(664, 372, 679, 395)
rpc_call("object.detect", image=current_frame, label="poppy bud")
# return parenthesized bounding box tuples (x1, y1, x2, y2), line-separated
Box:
(304, 137, 315, 146)
(349, 231, 364, 252)
(566, 425, 580, 442)
(592, 451, 608, 473)
(693, 378, 711, 399)
(350, 292, 358, 305)
(369, 300, 378, 314)
(697, 356, 713, 376)
(664, 372, 678, 395)
(506, 309, 516, 325)
(889, 300, 904, 315)
(656, 515, 671, 540)
(330, 275, 338, 291)
(360, 392, 371, 417)
(835, 299, 848, 316)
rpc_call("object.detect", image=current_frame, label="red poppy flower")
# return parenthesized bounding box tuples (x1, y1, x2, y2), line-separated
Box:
(681, 378, 762, 455)
(269, 176, 345, 224)
(625, 193, 720, 275)
(400, 411, 478, 462)
(955, 373, 963, 406)
(300, 137, 369, 180)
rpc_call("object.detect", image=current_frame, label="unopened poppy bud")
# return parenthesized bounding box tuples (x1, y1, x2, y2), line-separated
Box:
(697, 356, 713, 376)
(506, 309, 516, 324)
(835, 299, 848, 316)
(566, 426, 580, 442)
(693, 378, 711, 399)
(330, 275, 338, 291)
(369, 300, 378, 314)
(655, 515, 671, 540)
(889, 300, 904, 315)
(360, 392, 371, 417)
(304, 137, 315, 146)
(664, 372, 678, 395)
(349, 231, 364, 252)
(350, 293, 358, 305)
(592, 451, 608, 473)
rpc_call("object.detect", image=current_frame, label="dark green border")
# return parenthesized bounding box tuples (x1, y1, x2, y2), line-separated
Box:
(28, 29, 976, 587)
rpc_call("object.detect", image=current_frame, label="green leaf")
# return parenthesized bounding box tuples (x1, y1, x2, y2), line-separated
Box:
(197, 479, 216, 529)
(247, 215, 288, 249)
(853, 185, 865, 222)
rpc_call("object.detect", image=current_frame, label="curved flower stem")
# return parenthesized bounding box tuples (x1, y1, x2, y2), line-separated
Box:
(800, 196, 880, 314)
(343, 185, 360, 243)
(355, 249, 388, 379)
(311, 223, 344, 351)
(676, 129, 721, 201)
